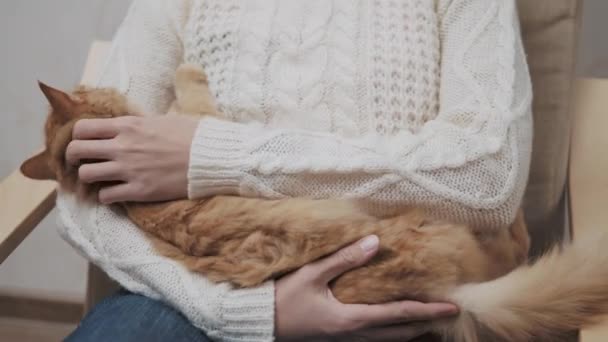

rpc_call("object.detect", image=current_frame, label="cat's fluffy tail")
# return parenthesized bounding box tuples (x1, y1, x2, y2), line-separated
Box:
(444, 231, 608, 342)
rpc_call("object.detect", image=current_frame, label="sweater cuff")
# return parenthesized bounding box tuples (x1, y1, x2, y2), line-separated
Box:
(188, 118, 252, 199)
(219, 281, 276, 341)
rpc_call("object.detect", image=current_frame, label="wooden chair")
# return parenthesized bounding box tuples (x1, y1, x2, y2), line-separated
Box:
(1, 0, 607, 340)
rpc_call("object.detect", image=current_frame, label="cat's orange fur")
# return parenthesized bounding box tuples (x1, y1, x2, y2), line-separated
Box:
(21, 65, 608, 341)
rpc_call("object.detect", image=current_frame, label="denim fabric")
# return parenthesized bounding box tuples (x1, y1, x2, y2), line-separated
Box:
(65, 290, 211, 342)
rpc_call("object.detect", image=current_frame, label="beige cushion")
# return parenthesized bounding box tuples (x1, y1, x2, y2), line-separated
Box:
(517, 0, 582, 254)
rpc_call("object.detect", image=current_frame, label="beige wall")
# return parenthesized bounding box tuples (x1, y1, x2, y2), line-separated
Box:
(0, 0, 606, 300)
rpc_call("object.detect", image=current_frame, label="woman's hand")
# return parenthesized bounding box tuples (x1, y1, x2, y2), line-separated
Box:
(66, 115, 200, 203)
(275, 235, 459, 341)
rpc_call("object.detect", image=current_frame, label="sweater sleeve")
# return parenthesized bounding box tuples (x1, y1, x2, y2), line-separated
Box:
(188, 0, 533, 229)
(55, 1, 276, 340)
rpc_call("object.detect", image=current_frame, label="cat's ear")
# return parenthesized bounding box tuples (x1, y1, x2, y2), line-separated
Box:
(20, 150, 56, 180)
(38, 81, 76, 122)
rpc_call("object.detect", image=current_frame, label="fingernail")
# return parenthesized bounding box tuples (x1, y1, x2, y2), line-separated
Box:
(359, 235, 379, 253)
(441, 305, 459, 316)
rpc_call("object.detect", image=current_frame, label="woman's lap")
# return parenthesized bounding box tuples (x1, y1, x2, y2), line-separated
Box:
(66, 290, 446, 342)
(65, 289, 211, 342)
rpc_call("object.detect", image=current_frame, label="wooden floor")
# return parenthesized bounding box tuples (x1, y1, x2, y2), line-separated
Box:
(0, 317, 75, 342)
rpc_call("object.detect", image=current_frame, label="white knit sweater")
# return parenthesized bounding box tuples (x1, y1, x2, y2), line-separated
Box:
(56, 0, 533, 340)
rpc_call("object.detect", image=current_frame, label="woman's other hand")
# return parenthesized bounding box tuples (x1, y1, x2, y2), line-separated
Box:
(66, 115, 199, 203)
(275, 235, 459, 341)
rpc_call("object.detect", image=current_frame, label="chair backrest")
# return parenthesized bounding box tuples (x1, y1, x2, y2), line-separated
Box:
(517, 0, 583, 254)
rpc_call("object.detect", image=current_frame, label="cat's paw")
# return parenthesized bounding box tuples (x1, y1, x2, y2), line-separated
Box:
(172, 63, 220, 118)
(175, 63, 209, 88)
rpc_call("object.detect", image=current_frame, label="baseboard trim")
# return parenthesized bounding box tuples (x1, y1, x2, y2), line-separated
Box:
(0, 294, 83, 324)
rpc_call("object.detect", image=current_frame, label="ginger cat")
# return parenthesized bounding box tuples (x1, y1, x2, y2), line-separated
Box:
(21, 64, 608, 341)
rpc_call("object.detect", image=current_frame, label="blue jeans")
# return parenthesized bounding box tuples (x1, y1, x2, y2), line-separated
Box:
(65, 290, 211, 342)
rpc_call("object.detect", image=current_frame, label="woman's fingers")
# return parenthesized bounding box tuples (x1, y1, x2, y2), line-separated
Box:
(62, 115, 195, 202)
(66, 139, 116, 165)
(78, 162, 124, 184)
(313, 235, 380, 285)
(98, 182, 142, 204)
(343, 301, 458, 330)
(72, 118, 121, 140)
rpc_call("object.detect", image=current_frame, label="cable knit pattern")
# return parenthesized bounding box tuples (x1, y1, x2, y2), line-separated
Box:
(189, 0, 533, 227)
(368, 0, 440, 135)
(55, 0, 532, 341)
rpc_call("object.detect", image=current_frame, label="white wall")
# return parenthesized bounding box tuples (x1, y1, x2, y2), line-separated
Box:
(0, 0, 606, 301)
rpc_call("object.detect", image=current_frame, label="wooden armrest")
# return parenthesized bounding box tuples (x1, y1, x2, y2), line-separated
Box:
(0, 172, 56, 263)
(569, 78, 608, 342)
(0, 41, 111, 264)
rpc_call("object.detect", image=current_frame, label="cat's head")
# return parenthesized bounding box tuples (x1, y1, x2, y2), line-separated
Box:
(20, 82, 132, 194)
